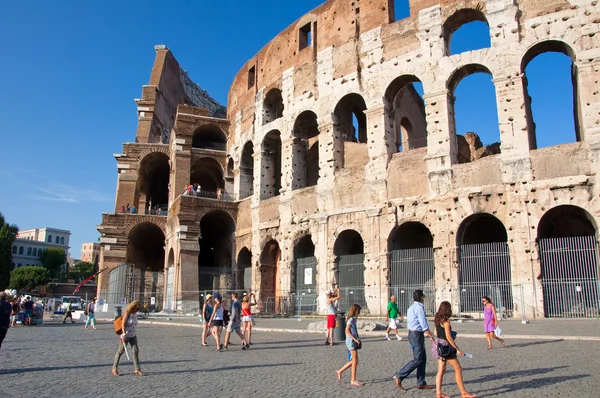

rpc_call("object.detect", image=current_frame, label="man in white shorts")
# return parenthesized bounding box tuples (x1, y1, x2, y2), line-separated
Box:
(223, 292, 249, 350)
(385, 295, 403, 341)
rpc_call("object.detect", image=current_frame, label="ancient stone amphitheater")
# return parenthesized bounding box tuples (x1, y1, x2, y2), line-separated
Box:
(97, 0, 600, 318)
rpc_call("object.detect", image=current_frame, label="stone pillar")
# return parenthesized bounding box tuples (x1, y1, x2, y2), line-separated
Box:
(364, 209, 384, 315)
(170, 143, 191, 204)
(315, 215, 330, 314)
(280, 137, 295, 194)
(492, 73, 533, 183)
(316, 121, 336, 212)
(424, 90, 456, 195)
(365, 105, 390, 203)
(178, 239, 200, 313)
(114, 172, 138, 213)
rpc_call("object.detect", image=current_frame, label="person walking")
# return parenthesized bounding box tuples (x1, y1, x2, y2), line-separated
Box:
(112, 300, 145, 376)
(201, 294, 214, 347)
(241, 293, 257, 345)
(84, 298, 97, 331)
(393, 289, 435, 390)
(0, 292, 12, 350)
(325, 286, 340, 345)
(335, 303, 362, 387)
(433, 301, 477, 398)
(223, 293, 249, 350)
(10, 297, 19, 327)
(23, 296, 34, 326)
(63, 301, 74, 323)
(208, 294, 224, 352)
(482, 296, 505, 349)
(385, 295, 402, 341)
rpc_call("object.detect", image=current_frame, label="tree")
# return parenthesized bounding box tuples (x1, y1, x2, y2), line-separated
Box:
(40, 247, 67, 279)
(68, 261, 95, 280)
(8, 266, 49, 290)
(0, 211, 18, 290)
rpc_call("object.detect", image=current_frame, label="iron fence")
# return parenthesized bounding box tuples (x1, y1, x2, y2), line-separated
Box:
(389, 247, 435, 316)
(338, 254, 367, 311)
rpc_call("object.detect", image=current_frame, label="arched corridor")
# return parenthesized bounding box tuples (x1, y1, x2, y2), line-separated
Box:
(135, 153, 170, 215)
(198, 211, 236, 291)
(334, 230, 366, 311)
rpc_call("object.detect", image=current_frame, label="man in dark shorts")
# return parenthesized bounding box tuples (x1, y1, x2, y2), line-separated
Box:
(23, 296, 34, 326)
(63, 302, 74, 323)
(0, 292, 12, 349)
(223, 293, 249, 350)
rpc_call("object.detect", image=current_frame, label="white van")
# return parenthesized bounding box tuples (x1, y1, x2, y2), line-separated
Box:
(61, 296, 83, 311)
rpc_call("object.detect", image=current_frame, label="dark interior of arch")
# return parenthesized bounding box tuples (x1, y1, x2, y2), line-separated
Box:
(306, 142, 319, 186)
(139, 153, 170, 208)
(192, 125, 226, 150)
(263, 88, 284, 125)
(199, 211, 235, 269)
(237, 247, 252, 267)
(236, 247, 252, 290)
(293, 111, 319, 140)
(334, 94, 367, 143)
(190, 158, 224, 191)
(538, 205, 596, 239)
(443, 9, 489, 54)
(227, 158, 234, 176)
(260, 240, 280, 266)
(294, 235, 315, 259)
(459, 214, 508, 245)
(389, 222, 433, 252)
(334, 230, 364, 255)
(167, 249, 175, 267)
(127, 223, 165, 272)
(262, 131, 282, 197)
(240, 141, 254, 199)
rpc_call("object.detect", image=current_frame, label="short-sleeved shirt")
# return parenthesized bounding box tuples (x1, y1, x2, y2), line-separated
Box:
(0, 301, 12, 328)
(387, 301, 399, 319)
(231, 300, 242, 323)
(24, 301, 34, 311)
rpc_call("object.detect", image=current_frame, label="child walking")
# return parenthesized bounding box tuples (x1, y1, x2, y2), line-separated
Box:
(335, 303, 363, 387)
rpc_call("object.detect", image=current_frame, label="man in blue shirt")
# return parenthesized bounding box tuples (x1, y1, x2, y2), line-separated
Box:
(393, 289, 435, 390)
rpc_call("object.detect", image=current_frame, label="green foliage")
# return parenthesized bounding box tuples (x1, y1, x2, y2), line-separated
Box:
(0, 211, 19, 290)
(8, 266, 49, 290)
(40, 247, 67, 278)
(68, 261, 95, 280)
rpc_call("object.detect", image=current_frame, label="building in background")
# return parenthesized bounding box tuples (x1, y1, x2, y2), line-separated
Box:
(12, 228, 71, 269)
(80, 242, 100, 263)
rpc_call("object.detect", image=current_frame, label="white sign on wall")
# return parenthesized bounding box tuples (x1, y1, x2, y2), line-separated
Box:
(304, 268, 313, 285)
(150, 297, 156, 305)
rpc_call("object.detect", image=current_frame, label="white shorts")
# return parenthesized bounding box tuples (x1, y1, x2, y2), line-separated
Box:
(242, 316, 252, 323)
(388, 318, 398, 330)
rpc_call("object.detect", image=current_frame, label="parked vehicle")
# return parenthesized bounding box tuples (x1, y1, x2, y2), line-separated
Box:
(61, 296, 83, 311)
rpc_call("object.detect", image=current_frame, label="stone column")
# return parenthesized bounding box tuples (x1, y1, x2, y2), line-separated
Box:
(316, 121, 336, 212)
(114, 172, 138, 213)
(424, 90, 456, 195)
(365, 105, 390, 203)
(170, 143, 191, 204)
(279, 137, 295, 195)
(178, 238, 200, 313)
(315, 215, 329, 314)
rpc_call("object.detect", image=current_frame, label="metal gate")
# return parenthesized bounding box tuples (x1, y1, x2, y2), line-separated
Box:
(539, 236, 600, 318)
(389, 248, 435, 316)
(458, 242, 513, 318)
(338, 254, 367, 311)
(199, 266, 233, 291)
(165, 266, 174, 311)
(295, 256, 317, 314)
(106, 263, 130, 305)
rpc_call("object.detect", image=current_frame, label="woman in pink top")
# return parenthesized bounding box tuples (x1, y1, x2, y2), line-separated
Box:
(482, 296, 505, 349)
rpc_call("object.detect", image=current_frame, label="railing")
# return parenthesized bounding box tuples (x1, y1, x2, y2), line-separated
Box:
(183, 189, 238, 201)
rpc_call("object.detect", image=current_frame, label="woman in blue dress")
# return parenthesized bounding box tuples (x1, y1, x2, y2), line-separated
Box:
(335, 303, 363, 387)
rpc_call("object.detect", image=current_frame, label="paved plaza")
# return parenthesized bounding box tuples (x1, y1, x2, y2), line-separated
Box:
(2, 319, 600, 398)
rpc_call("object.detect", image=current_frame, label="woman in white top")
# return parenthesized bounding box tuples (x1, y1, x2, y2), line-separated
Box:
(208, 294, 224, 352)
(112, 300, 145, 376)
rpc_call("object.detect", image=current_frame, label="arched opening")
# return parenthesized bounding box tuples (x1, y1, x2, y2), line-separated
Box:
(521, 41, 580, 149)
(448, 65, 501, 164)
(259, 240, 283, 314)
(198, 210, 236, 291)
(240, 141, 254, 199)
(333, 94, 367, 171)
(457, 213, 512, 317)
(151, 127, 162, 144)
(12, 246, 16, 254)
(293, 235, 317, 314)
(261, 130, 282, 199)
(19, 247, 23, 255)
(192, 124, 226, 151)
(165, 249, 175, 311)
(384, 75, 427, 153)
(47, 235, 52, 243)
(60, 237, 64, 244)
(292, 111, 320, 190)
(388, 222, 435, 315)
(227, 158, 234, 177)
(443, 9, 490, 55)
(236, 247, 252, 290)
(27, 247, 32, 256)
(33, 248, 37, 256)
(126, 222, 166, 311)
(334, 230, 366, 311)
(135, 152, 170, 215)
(262, 88, 284, 125)
(537, 205, 599, 318)
(190, 157, 224, 195)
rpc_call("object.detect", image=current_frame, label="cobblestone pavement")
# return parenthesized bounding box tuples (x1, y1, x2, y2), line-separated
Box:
(1, 322, 599, 398)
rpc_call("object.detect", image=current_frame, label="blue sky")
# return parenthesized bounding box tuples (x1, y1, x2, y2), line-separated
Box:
(0, 1, 576, 258)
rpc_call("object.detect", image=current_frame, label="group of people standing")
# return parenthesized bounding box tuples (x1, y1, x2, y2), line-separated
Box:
(336, 289, 505, 396)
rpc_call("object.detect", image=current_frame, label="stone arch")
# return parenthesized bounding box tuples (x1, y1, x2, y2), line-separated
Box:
(262, 88, 284, 125)
(537, 205, 596, 239)
(240, 141, 254, 199)
(138, 146, 170, 165)
(135, 152, 170, 214)
(332, 93, 368, 172)
(521, 40, 581, 149)
(261, 130, 282, 199)
(442, 8, 490, 55)
(236, 247, 253, 290)
(333, 229, 366, 311)
(124, 216, 167, 237)
(190, 157, 224, 192)
(292, 110, 320, 190)
(198, 210, 236, 291)
(192, 124, 226, 150)
(457, 213, 508, 246)
(447, 64, 500, 164)
(259, 239, 281, 305)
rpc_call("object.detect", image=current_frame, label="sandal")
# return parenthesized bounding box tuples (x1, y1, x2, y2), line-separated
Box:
(350, 380, 363, 387)
(201, 343, 208, 347)
(501, 340, 505, 348)
(437, 394, 449, 398)
(214, 349, 221, 352)
(335, 371, 342, 382)
(111, 369, 120, 377)
(134, 370, 146, 376)
(461, 393, 477, 398)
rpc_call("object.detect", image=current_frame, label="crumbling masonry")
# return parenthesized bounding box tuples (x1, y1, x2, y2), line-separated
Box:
(97, 0, 600, 318)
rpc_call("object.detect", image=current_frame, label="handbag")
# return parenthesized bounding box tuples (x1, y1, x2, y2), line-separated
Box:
(494, 326, 502, 337)
(354, 340, 362, 350)
(437, 340, 456, 358)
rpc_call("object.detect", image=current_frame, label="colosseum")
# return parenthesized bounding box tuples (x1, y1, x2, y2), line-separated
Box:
(97, 0, 600, 319)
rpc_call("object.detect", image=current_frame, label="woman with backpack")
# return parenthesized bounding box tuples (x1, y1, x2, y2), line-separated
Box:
(84, 298, 97, 331)
(433, 301, 476, 398)
(112, 300, 145, 376)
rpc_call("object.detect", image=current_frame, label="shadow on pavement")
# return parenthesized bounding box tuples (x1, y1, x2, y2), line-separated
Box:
(150, 362, 300, 375)
(474, 374, 590, 397)
(468, 366, 569, 384)
(504, 339, 564, 349)
(0, 359, 197, 375)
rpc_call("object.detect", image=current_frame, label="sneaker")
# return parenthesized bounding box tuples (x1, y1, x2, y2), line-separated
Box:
(385, 336, 391, 341)
(397, 336, 403, 341)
